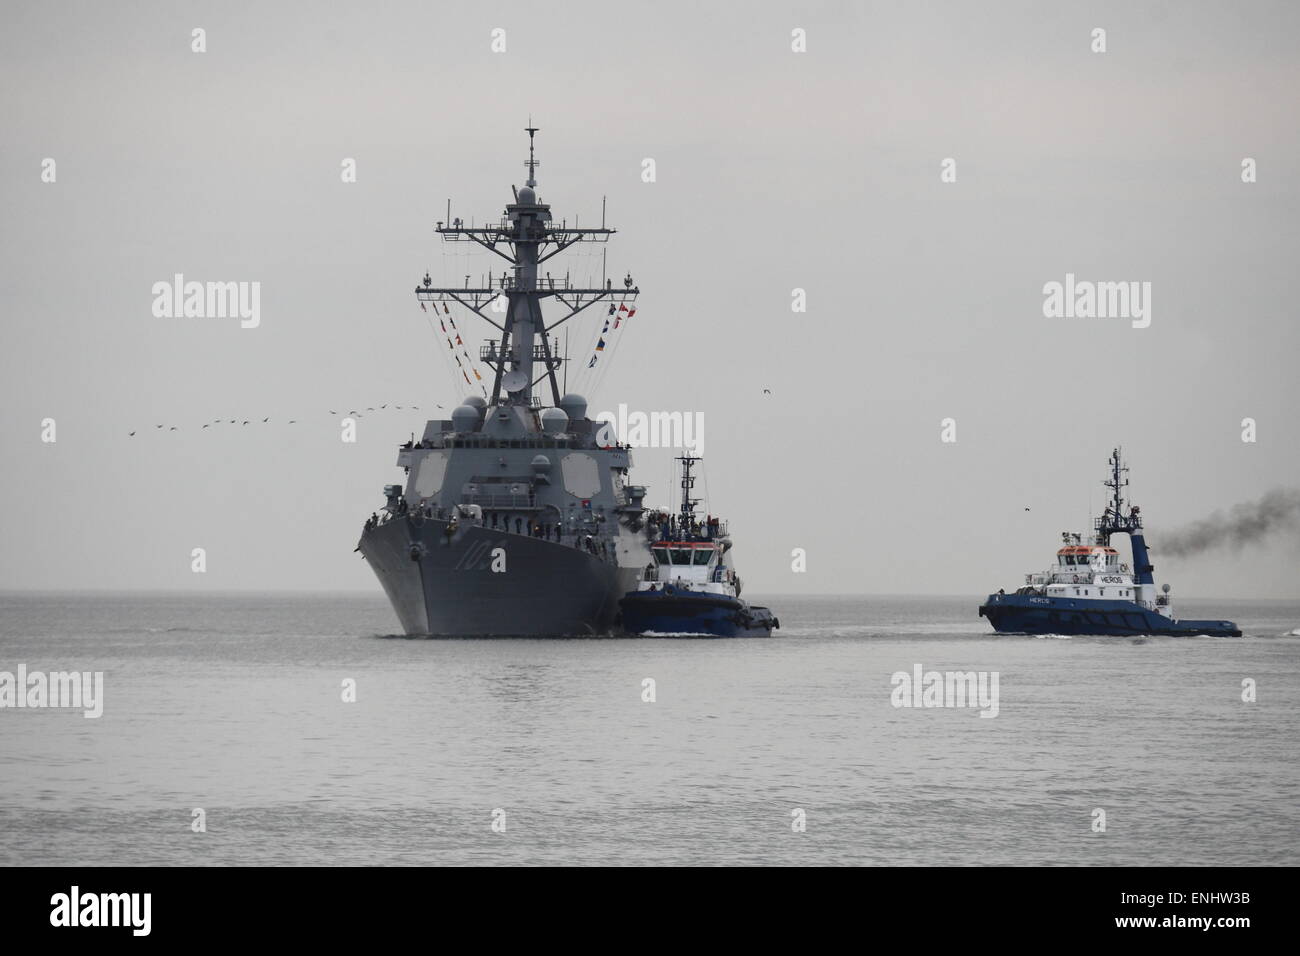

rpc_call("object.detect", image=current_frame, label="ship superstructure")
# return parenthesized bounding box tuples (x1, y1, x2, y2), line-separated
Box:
(979, 450, 1240, 637)
(357, 128, 651, 635)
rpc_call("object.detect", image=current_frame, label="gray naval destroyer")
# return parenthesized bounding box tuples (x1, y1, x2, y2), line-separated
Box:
(357, 128, 650, 635)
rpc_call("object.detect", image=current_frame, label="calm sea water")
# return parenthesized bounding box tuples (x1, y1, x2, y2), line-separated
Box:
(1, 592, 1297, 866)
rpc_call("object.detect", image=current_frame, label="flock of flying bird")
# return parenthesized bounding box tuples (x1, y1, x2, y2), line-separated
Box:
(130, 387, 780, 435)
(126, 403, 443, 436)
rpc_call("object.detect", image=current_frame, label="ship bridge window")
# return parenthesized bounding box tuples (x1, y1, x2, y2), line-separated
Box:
(670, 549, 692, 565)
(652, 548, 670, 565)
(692, 549, 713, 566)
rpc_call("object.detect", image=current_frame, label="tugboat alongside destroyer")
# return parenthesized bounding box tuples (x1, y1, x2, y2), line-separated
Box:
(357, 128, 650, 635)
(356, 128, 777, 637)
(618, 455, 779, 638)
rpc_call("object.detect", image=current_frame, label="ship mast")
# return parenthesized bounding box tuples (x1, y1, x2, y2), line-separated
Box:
(1094, 447, 1155, 589)
(1095, 447, 1139, 542)
(676, 453, 701, 521)
(415, 126, 639, 408)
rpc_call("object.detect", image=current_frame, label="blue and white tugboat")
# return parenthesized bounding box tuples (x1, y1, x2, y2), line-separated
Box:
(979, 450, 1241, 637)
(619, 455, 779, 637)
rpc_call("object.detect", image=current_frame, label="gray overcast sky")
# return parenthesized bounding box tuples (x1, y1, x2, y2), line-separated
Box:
(2, 0, 1298, 598)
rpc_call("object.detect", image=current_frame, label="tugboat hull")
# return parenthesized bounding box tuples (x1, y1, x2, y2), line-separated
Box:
(360, 516, 639, 636)
(979, 593, 1241, 637)
(619, 585, 778, 637)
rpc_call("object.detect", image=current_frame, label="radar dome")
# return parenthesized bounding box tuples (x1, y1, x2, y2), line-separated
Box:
(558, 393, 587, 421)
(464, 395, 487, 410)
(531, 454, 552, 474)
(540, 407, 569, 434)
(450, 405, 479, 432)
(518, 185, 537, 204)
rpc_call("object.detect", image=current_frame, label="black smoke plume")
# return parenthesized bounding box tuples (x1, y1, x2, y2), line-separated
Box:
(1156, 489, 1300, 558)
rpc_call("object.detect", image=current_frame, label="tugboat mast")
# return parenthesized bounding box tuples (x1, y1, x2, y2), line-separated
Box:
(1096, 448, 1134, 541)
(677, 453, 701, 521)
(1094, 447, 1155, 590)
(415, 126, 639, 408)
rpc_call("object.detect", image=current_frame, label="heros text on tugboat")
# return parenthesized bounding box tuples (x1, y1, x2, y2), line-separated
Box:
(979, 449, 1241, 637)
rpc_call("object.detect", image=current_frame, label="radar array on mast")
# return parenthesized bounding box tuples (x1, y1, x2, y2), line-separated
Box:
(414, 127, 639, 407)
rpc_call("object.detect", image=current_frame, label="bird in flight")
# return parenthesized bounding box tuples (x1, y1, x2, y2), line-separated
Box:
(169, 426, 177, 431)
(242, 421, 249, 425)
(263, 417, 269, 422)
(762, 389, 771, 395)
(128, 431, 135, 436)
(203, 424, 210, 428)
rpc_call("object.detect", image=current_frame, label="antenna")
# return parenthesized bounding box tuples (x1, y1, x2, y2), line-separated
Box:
(1104, 447, 1129, 519)
(1094, 447, 1140, 543)
(416, 124, 637, 408)
(676, 453, 702, 520)
(524, 120, 539, 187)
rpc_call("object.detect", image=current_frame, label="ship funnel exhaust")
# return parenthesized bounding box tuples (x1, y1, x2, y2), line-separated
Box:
(1157, 488, 1300, 558)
